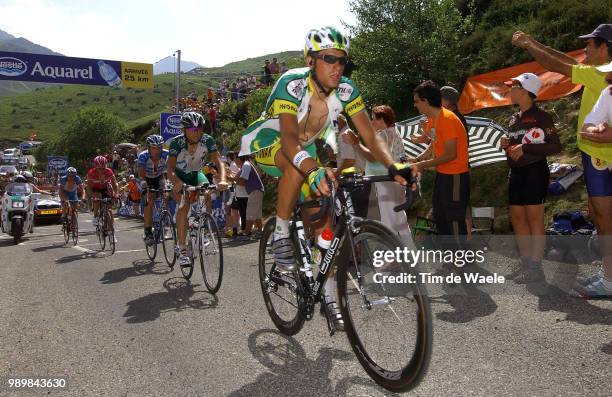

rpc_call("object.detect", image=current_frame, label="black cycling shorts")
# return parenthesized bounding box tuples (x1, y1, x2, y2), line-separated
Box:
(145, 176, 164, 190)
(508, 160, 549, 206)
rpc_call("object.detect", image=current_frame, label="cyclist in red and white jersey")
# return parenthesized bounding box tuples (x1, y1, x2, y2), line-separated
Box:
(87, 155, 119, 228)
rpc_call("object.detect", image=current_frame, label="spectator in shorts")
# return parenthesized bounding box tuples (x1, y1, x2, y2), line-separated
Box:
(410, 80, 470, 249)
(231, 155, 249, 235)
(512, 25, 612, 287)
(572, 60, 612, 298)
(499, 73, 561, 283)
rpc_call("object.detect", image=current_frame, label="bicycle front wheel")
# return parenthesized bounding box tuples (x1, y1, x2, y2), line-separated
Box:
(97, 216, 106, 251)
(198, 212, 223, 294)
(161, 212, 176, 268)
(180, 228, 195, 279)
(71, 212, 79, 246)
(146, 225, 158, 261)
(63, 219, 70, 245)
(106, 212, 115, 254)
(258, 218, 305, 336)
(336, 220, 432, 393)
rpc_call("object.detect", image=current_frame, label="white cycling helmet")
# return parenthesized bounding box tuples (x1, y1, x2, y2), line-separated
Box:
(304, 26, 350, 57)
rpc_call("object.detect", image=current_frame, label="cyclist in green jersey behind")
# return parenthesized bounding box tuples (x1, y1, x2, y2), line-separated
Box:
(167, 112, 228, 268)
(239, 26, 413, 324)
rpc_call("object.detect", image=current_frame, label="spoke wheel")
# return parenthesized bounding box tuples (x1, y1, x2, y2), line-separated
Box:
(337, 220, 432, 393)
(199, 213, 223, 294)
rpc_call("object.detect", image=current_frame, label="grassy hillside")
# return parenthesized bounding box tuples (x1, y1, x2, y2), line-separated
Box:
(189, 51, 302, 77)
(0, 73, 215, 143)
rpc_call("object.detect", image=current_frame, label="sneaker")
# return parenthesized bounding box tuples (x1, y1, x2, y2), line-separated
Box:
(570, 275, 612, 299)
(144, 231, 155, 246)
(92, 218, 99, 227)
(514, 264, 545, 284)
(224, 230, 234, 238)
(321, 298, 345, 332)
(178, 250, 192, 268)
(272, 237, 296, 273)
(575, 269, 603, 287)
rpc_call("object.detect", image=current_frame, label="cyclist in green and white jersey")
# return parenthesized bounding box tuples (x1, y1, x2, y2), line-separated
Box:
(167, 112, 228, 267)
(239, 27, 413, 325)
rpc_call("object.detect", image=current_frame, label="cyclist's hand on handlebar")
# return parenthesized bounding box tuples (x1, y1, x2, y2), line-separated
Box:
(388, 162, 419, 191)
(306, 167, 335, 197)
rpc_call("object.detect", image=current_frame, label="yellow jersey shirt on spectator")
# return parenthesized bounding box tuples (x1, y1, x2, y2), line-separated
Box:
(571, 64, 611, 161)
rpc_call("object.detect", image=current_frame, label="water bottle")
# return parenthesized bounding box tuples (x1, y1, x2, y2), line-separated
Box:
(97, 60, 122, 87)
(316, 228, 333, 258)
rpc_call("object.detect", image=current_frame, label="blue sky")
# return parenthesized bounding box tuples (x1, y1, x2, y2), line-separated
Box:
(0, 0, 356, 67)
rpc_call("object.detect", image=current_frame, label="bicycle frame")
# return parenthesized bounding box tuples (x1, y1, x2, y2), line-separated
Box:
(286, 172, 415, 316)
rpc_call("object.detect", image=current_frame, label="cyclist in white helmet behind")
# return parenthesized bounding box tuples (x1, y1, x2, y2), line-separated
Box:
(239, 26, 414, 328)
(167, 112, 228, 267)
(58, 167, 84, 221)
(138, 134, 169, 246)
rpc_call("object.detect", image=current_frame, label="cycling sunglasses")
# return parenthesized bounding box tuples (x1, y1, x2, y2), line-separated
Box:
(314, 54, 349, 66)
(185, 127, 203, 133)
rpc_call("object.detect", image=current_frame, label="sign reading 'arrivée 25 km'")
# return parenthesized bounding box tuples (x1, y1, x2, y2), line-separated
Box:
(0, 51, 153, 89)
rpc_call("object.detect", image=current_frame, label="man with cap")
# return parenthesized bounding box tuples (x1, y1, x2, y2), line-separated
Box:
(512, 26, 612, 286)
(500, 73, 562, 284)
(572, 61, 612, 298)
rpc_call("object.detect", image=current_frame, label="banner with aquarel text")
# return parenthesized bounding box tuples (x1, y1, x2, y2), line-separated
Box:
(0, 51, 153, 89)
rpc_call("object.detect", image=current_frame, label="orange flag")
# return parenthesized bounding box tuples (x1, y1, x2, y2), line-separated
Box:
(458, 50, 586, 114)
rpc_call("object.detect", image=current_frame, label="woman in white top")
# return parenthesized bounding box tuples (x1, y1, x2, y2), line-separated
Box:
(345, 105, 412, 244)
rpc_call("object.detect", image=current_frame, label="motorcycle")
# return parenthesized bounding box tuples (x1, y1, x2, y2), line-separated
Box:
(1, 181, 34, 244)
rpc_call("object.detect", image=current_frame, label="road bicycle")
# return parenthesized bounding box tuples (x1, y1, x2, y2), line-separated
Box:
(143, 187, 176, 267)
(62, 199, 80, 245)
(93, 197, 116, 254)
(258, 170, 432, 392)
(174, 184, 224, 294)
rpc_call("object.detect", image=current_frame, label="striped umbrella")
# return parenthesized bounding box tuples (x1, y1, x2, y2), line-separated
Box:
(395, 116, 508, 168)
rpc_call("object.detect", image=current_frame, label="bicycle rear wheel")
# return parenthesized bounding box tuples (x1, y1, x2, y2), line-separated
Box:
(199, 212, 223, 294)
(161, 212, 176, 268)
(336, 220, 432, 393)
(258, 218, 305, 336)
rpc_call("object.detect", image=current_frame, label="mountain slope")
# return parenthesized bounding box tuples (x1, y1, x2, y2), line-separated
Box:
(189, 50, 302, 78)
(154, 56, 202, 75)
(0, 30, 63, 96)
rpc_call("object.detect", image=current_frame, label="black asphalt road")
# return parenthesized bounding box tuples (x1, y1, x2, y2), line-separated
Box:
(0, 213, 610, 396)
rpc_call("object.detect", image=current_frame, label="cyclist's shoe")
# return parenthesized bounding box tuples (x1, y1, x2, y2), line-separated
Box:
(60, 213, 67, 221)
(272, 237, 296, 273)
(92, 218, 99, 227)
(144, 230, 155, 246)
(178, 249, 192, 268)
(569, 275, 612, 299)
(322, 298, 345, 332)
